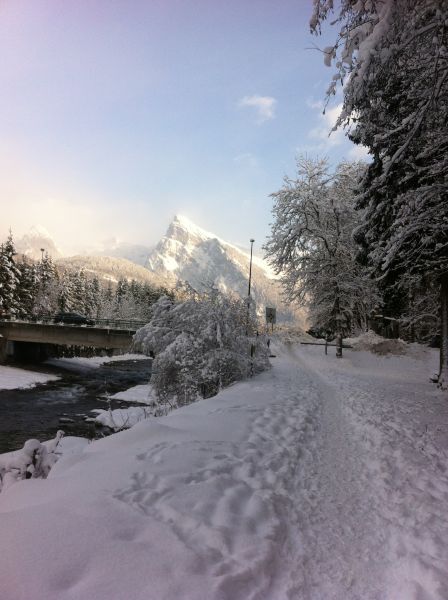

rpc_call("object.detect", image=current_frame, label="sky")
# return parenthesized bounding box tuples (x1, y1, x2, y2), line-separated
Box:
(0, 0, 367, 255)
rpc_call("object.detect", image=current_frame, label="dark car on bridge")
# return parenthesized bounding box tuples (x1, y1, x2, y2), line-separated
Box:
(53, 312, 95, 326)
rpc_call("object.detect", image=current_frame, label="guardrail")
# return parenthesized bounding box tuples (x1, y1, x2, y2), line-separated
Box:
(0, 315, 148, 331)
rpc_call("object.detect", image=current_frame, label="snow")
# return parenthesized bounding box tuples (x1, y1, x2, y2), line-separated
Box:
(46, 353, 147, 370)
(149, 214, 278, 282)
(1, 341, 447, 599)
(110, 383, 154, 404)
(0, 365, 59, 390)
(92, 406, 153, 430)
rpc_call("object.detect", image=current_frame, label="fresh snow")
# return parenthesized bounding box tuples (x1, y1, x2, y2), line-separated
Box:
(93, 384, 156, 429)
(0, 365, 59, 390)
(148, 214, 278, 282)
(0, 342, 447, 599)
(110, 383, 154, 404)
(92, 406, 153, 430)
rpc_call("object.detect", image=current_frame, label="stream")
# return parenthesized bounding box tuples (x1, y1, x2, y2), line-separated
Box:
(0, 357, 153, 454)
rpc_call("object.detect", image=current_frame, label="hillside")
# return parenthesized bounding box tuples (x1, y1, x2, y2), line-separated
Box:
(56, 255, 170, 288)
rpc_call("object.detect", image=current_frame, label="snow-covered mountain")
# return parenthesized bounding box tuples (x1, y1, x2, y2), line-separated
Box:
(16, 225, 62, 261)
(84, 237, 153, 266)
(146, 215, 305, 325)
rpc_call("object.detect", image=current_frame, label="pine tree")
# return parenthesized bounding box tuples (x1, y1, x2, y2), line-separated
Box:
(17, 258, 39, 316)
(34, 252, 58, 316)
(311, 0, 448, 385)
(0, 233, 22, 317)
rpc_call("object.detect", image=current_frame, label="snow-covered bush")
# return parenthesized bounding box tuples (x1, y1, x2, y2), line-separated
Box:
(0, 430, 64, 493)
(133, 292, 269, 408)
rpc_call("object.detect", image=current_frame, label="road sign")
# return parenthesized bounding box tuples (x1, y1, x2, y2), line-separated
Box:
(265, 307, 276, 324)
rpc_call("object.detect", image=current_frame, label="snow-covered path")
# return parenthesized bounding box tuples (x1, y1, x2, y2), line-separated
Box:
(290, 343, 448, 599)
(285, 349, 387, 599)
(0, 343, 447, 599)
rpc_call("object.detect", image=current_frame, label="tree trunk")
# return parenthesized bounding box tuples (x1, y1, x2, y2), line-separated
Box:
(439, 273, 448, 390)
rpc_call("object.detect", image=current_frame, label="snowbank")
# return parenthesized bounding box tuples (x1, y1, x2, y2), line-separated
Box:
(92, 406, 153, 430)
(110, 383, 154, 405)
(94, 384, 157, 430)
(347, 330, 408, 355)
(0, 365, 59, 390)
(0, 434, 89, 493)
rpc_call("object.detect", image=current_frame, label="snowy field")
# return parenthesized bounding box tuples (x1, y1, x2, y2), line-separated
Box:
(0, 365, 59, 390)
(0, 341, 447, 599)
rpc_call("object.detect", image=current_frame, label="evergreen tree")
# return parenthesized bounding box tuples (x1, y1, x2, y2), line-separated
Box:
(311, 0, 448, 385)
(17, 258, 39, 316)
(0, 233, 21, 317)
(57, 270, 76, 312)
(34, 252, 58, 315)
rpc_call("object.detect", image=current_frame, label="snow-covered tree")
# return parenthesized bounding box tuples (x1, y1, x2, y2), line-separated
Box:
(311, 0, 448, 385)
(33, 252, 59, 316)
(16, 258, 39, 316)
(57, 269, 76, 312)
(133, 292, 269, 408)
(0, 233, 22, 317)
(264, 157, 379, 336)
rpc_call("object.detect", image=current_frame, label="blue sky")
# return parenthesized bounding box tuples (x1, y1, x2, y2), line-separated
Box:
(0, 0, 366, 254)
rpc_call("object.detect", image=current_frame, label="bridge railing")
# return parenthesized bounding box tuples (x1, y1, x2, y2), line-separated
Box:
(0, 315, 148, 331)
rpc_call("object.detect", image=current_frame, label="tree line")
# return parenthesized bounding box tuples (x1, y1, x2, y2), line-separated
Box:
(267, 0, 447, 385)
(0, 232, 172, 322)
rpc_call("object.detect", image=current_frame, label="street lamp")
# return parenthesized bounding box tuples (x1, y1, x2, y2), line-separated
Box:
(246, 239, 255, 337)
(248, 239, 255, 298)
(40, 248, 45, 261)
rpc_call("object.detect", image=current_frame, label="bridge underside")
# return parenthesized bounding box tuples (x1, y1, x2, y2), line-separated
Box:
(0, 322, 135, 362)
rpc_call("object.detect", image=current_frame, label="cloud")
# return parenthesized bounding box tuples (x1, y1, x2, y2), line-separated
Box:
(347, 144, 370, 161)
(238, 95, 277, 123)
(308, 101, 345, 148)
(296, 98, 371, 163)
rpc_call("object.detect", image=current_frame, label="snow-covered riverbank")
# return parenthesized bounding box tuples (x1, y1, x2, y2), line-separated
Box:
(0, 354, 148, 391)
(0, 365, 59, 390)
(0, 341, 447, 600)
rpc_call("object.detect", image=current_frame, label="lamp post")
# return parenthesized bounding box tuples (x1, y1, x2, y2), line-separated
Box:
(247, 239, 256, 373)
(40, 248, 45, 262)
(246, 239, 255, 337)
(248, 239, 255, 298)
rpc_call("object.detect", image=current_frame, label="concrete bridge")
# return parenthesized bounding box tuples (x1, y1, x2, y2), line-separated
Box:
(0, 319, 146, 362)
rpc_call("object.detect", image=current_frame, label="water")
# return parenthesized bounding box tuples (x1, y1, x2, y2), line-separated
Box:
(0, 358, 153, 453)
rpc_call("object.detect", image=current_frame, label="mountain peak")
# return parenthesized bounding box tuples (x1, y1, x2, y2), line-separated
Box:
(170, 215, 217, 243)
(27, 224, 53, 239)
(143, 215, 304, 326)
(16, 225, 62, 260)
